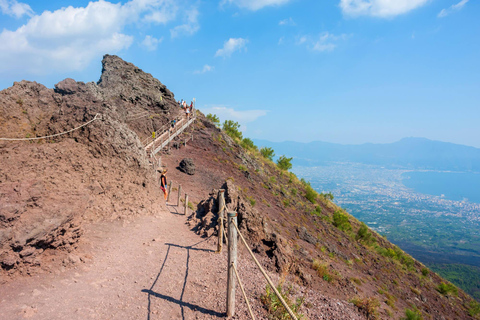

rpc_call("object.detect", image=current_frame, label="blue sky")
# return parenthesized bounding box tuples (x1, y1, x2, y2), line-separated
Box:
(1, 0, 479, 147)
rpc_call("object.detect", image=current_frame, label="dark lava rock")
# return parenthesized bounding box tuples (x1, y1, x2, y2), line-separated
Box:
(297, 227, 318, 245)
(179, 158, 195, 175)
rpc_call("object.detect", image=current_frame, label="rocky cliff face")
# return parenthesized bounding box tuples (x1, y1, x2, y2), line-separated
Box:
(0, 55, 180, 278)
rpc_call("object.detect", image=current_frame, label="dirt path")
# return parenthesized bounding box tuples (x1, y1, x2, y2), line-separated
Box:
(0, 204, 234, 320)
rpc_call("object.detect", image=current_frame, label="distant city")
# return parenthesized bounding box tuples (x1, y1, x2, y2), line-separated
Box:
(293, 162, 480, 265)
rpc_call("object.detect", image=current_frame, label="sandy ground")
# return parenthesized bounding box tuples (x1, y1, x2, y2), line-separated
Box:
(0, 203, 236, 320)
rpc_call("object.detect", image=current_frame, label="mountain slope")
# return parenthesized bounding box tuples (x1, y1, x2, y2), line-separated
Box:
(0, 55, 478, 319)
(254, 138, 480, 171)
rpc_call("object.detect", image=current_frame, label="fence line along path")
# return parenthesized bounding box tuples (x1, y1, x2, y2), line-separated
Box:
(144, 112, 196, 158)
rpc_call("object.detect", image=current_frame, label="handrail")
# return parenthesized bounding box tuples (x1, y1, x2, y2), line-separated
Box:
(147, 113, 196, 157)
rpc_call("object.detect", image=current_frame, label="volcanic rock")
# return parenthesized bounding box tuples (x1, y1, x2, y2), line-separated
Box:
(179, 158, 195, 175)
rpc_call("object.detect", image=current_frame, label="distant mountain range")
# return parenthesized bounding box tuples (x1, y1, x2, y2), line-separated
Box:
(253, 137, 480, 171)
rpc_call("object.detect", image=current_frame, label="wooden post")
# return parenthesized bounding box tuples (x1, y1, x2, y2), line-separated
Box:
(177, 185, 182, 207)
(227, 211, 237, 317)
(184, 194, 189, 215)
(167, 181, 172, 202)
(216, 190, 225, 253)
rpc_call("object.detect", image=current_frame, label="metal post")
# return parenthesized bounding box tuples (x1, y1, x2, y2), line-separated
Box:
(216, 190, 225, 254)
(167, 181, 172, 202)
(177, 185, 182, 207)
(227, 211, 237, 317)
(184, 194, 189, 215)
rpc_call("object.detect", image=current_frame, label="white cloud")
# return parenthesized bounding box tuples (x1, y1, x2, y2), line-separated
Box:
(215, 38, 248, 58)
(279, 17, 295, 26)
(278, 36, 285, 45)
(298, 32, 349, 52)
(0, 0, 33, 18)
(170, 7, 199, 38)
(297, 35, 308, 45)
(141, 35, 163, 51)
(194, 64, 214, 74)
(339, 0, 429, 18)
(438, 0, 469, 18)
(220, 0, 291, 11)
(0, 0, 198, 75)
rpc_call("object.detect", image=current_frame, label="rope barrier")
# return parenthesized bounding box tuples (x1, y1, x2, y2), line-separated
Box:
(232, 221, 298, 320)
(0, 113, 100, 141)
(232, 262, 256, 320)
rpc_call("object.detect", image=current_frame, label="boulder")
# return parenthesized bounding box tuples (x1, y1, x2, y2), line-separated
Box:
(179, 158, 195, 175)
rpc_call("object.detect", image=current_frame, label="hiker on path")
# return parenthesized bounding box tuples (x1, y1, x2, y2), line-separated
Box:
(159, 168, 168, 202)
(170, 119, 176, 132)
(185, 104, 190, 119)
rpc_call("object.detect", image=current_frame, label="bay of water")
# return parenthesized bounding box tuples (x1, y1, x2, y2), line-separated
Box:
(401, 171, 480, 204)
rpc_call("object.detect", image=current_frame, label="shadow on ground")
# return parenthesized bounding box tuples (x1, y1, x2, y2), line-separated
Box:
(142, 238, 221, 320)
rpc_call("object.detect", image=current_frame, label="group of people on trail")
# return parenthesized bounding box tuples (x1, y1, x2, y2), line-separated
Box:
(159, 99, 195, 203)
(179, 99, 194, 119)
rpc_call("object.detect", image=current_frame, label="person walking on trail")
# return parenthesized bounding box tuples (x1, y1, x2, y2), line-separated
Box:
(185, 104, 190, 119)
(159, 168, 168, 202)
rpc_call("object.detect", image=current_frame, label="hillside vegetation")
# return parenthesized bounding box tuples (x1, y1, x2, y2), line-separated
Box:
(179, 113, 480, 319)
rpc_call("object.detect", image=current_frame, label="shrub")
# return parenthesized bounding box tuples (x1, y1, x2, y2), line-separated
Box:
(291, 188, 297, 196)
(320, 192, 334, 200)
(421, 267, 429, 277)
(305, 184, 317, 204)
(260, 283, 304, 320)
(260, 146, 275, 160)
(312, 205, 322, 216)
(402, 306, 423, 320)
(206, 113, 220, 126)
(356, 222, 373, 244)
(241, 137, 257, 151)
(437, 282, 458, 296)
(468, 300, 480, 316)
(385, 292, 397, 308)
(312, 259, 333, 282)
(277, 155, 293, 171)
(222, 120, 242, 140)
(350, 297, 379, 319)
(333, 210, 352, 231)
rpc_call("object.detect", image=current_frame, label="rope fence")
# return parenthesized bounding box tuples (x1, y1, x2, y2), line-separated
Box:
(216, 190, 298, 320)
(0, 113, 100, 141)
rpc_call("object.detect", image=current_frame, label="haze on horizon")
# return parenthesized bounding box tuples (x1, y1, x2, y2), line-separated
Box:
(0, 0, 478, 148)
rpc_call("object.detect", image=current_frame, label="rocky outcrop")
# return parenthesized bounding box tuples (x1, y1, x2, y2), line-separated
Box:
(0, 55, 180, 278)
(188, 179, 295, 273)
(179, 158, 195, 175)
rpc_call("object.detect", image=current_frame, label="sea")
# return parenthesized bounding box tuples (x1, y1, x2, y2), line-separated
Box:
(401, 171, 480, 204)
